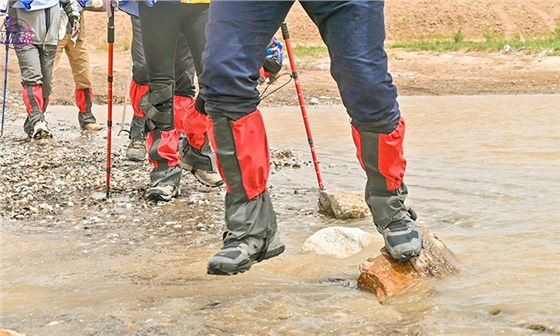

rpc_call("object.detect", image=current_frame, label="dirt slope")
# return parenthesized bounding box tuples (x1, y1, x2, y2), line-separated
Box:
(285, 0, 560, 44)
(3, 0, 560, 110)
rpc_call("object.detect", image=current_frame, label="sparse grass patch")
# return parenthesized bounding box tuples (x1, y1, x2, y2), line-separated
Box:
(121, 37, 131, 52)
(389, 53, 403, 61)
(292, 45, 329, 58)
(389, 38, 560, 55)
(483, 28, 505, 42)
(453, 28, 465, 43)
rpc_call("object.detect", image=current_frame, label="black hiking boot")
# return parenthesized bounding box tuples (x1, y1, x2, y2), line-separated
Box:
(207, 231, 285, 275)
(380, 217, 422, 261)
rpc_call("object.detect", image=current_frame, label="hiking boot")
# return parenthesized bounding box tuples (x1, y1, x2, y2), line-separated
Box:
(83, 122, 102, 131)
(145, 184, 180, 202)
(126, 139, 146, 161)
(32, 121, 53, 140)
(380, 218, 423, 261)
(179, 160, 223, 188)
(207, 231, 285, 275)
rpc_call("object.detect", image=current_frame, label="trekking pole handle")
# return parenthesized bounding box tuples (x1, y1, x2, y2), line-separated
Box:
(281, 22, 290, 40)
(107, 2, 115, 43)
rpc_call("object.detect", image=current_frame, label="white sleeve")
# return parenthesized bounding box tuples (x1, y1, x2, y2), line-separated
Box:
(0, 0, 8, 13)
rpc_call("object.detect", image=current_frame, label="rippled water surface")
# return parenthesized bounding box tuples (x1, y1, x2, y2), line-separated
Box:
(1, 95, 559, 335)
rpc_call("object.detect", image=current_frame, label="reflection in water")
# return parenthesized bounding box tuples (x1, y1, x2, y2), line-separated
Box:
(1, 95, 559, 335)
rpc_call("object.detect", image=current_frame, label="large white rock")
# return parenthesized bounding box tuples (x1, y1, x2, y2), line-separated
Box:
(301, 226, 375, 259)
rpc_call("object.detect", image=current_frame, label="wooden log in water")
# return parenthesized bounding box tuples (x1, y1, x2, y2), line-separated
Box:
(358, 224, 460, 302)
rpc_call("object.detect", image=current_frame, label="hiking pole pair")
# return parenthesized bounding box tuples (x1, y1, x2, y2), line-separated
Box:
(281, 22, 325, 191)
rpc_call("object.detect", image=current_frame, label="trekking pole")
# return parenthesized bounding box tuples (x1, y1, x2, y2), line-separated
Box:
(281, 22, 325, 190)
(118, 56, 133, 135)
(1, 42, 8, 138)
(106, 1, 115, 198)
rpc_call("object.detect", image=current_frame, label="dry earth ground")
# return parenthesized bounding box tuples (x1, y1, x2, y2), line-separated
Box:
(2, 0, 560, 109)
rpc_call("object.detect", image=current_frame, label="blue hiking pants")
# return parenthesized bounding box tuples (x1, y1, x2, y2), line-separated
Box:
(200, 0, 400, 134)
(200, 1, 412, 238)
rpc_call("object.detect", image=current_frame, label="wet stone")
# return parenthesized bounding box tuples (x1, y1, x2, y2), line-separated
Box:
(318, 190, 370, 219)
(301, 226, 375, 259)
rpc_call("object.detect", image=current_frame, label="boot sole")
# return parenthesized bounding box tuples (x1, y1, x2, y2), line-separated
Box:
(192, 172, 224, 188)
(33, 130, 53, 140)
(83, 125, 103, 131)
(180, 161, 223, 188)
(125, 154, 146, 162)
(145, 190, 180, 202)
(207, 241, 286, 276)
(207, 258, 253, 276)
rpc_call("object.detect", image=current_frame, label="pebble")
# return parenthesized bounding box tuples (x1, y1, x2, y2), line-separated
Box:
(0, 120, 306, 249)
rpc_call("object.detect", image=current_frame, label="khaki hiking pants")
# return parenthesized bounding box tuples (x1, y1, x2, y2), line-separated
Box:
(54, 33, 92, 89)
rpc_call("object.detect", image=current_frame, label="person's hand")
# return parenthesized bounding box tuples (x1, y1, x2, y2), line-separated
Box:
(69, 15, 80, 44)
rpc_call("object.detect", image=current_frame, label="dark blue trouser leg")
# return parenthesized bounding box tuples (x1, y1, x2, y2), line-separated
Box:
(201, 0, 413, 237)
(301, 1, 411, 228)
(201, 1, 293, 119)
(201, 1, 293, 245)
(301, 1, 399, 133)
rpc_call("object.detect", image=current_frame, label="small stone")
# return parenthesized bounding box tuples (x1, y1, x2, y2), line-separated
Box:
(318, 190, 370, 219)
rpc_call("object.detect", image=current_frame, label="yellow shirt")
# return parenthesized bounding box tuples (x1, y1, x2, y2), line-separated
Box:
(180, 0, 210, 4)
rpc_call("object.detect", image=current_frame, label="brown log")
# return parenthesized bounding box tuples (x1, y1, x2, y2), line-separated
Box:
(358, 224, 460, 302)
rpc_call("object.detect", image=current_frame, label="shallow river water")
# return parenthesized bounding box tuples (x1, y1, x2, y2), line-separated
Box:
(1, 94, 559, 335)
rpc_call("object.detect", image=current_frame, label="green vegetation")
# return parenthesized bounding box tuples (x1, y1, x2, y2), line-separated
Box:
(96, 43, 108, 52)
(292, 45, 329, 58)
(286, 20, 560, 57)
(289, 38, 560, 56)
(121, 37, 132, 52)
(388, 18, 560, 54)
(389, 38, 560, 54)
(452, 28, 465, 43)
(483, 28, 505, 42)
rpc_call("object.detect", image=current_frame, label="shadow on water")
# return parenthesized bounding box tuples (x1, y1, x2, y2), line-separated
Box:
(1, 95, 560, 335)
